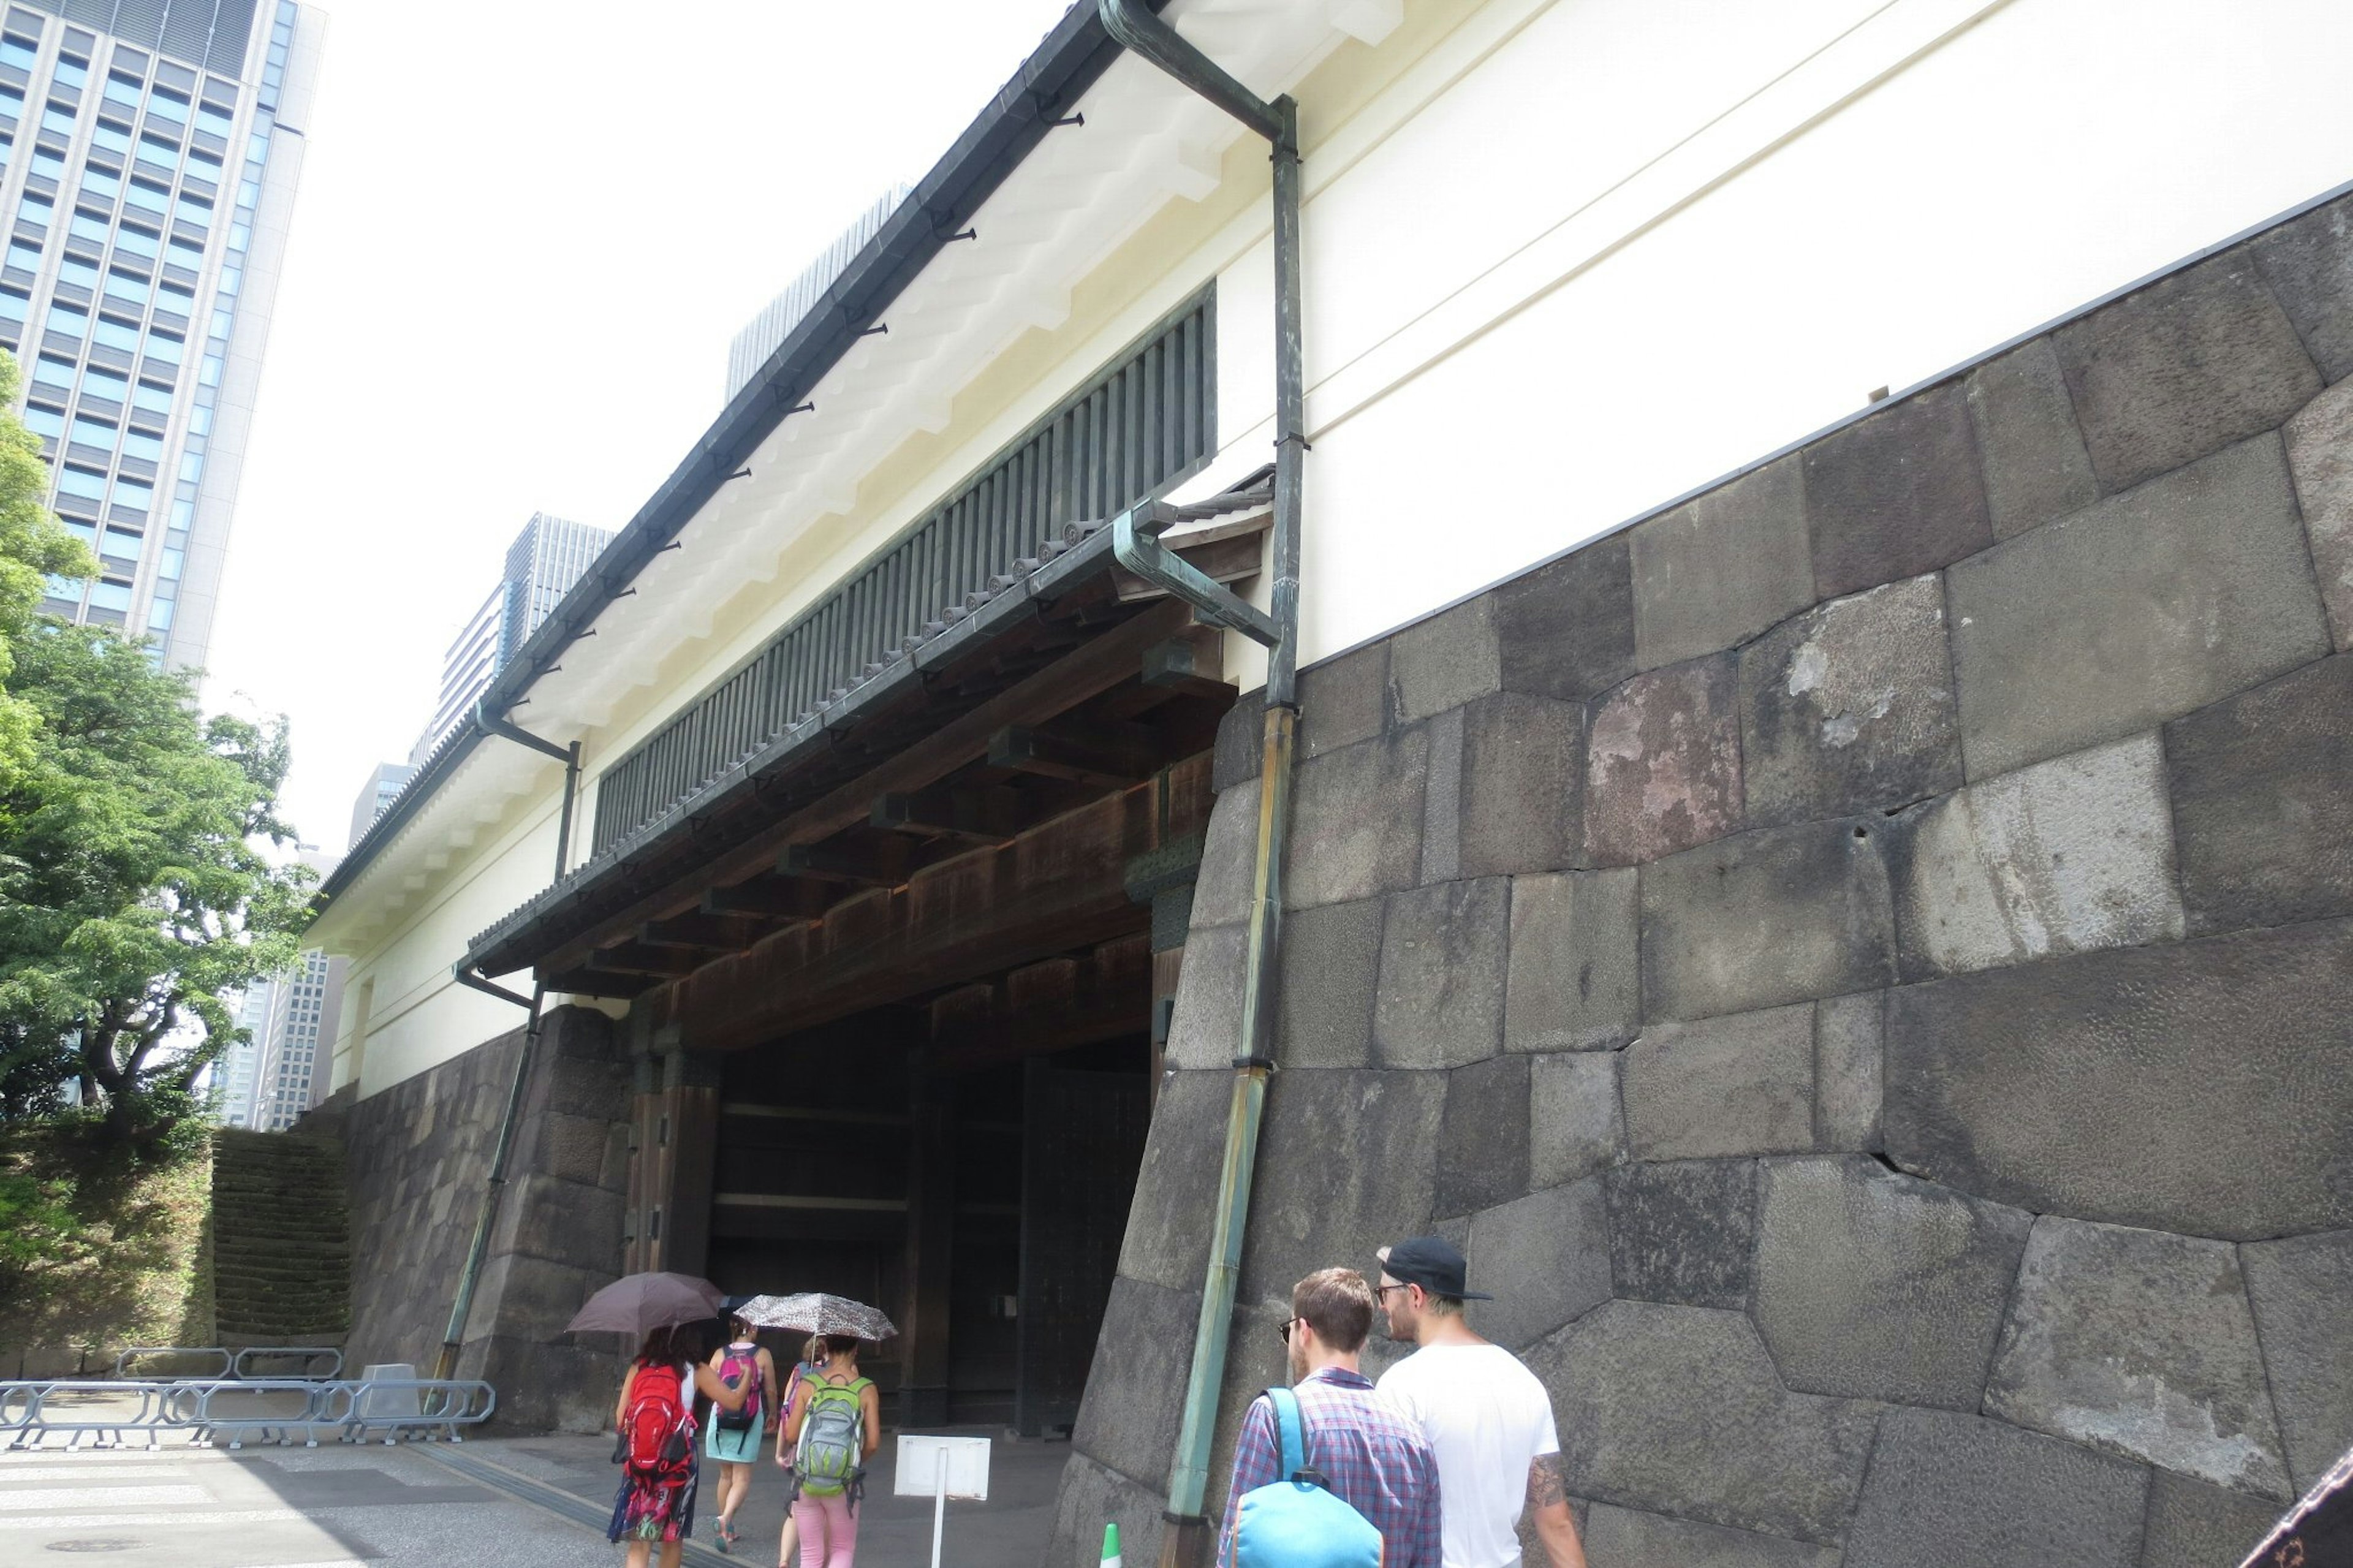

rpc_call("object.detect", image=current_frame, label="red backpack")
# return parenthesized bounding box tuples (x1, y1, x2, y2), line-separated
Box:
(620, 1362, 695, 1482)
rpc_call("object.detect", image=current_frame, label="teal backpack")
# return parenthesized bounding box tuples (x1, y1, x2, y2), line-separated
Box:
(1230, 1387, 1385, 1568)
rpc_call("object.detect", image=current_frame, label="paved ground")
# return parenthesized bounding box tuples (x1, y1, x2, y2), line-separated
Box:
(0, 1425, 1066, 1566)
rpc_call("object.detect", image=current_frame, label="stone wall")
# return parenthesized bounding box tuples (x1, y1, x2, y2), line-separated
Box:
(335, 1003, 633, 1433)
(1051, 188, 2353, 1567)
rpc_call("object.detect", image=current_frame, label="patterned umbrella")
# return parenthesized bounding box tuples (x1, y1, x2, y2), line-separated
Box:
(734, 1292, 898, 1341)
(564, 1271, 726, 1339)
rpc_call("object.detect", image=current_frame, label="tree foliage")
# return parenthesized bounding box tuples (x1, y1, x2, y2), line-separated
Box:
(0, 352, 96, 808)
(0, 350, 312, 1145)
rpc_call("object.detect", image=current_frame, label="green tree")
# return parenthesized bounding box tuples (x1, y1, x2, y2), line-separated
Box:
(0, 350, 311, 1145)
(0, 351, 96, 808)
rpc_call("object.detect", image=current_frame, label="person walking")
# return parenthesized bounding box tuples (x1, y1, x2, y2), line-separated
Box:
(1374, 1237, 1587, 1568)
(610, 1323, 752, 1568)
(771, 1335, 822, 1568)
(704, 1312, 779, 1554)
(781, 1335, 880, 1568)
(1218, 1267, 1443, 1567)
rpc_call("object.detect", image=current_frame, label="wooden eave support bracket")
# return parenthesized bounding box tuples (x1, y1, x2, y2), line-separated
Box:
(988, 718, 1161, 789)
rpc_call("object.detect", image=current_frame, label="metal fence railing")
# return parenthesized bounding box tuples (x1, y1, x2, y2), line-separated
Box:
(0, 1374, 496, 1451)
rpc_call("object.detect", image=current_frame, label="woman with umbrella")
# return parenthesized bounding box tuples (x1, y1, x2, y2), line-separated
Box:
(737, 1293, 896, 1568)
(566, 1271, 753, 1568)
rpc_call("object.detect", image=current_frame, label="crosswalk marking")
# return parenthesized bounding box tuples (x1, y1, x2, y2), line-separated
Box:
(0, 1506, 304, 1528)
(0, 1482, 211, 1509)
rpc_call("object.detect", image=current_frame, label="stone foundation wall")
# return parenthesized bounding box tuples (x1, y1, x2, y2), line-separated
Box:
(1052, 188, 2353, 1567)
(336, 1004, 632, 1433)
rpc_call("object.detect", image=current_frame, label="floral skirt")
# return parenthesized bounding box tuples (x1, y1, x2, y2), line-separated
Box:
(608, 1462, 699, 1543)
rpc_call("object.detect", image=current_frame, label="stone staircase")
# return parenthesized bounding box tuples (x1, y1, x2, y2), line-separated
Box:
(209, 1129, 350, 1344)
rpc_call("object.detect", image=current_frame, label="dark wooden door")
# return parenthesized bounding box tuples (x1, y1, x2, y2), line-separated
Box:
(1015, 1060, 1150, 1436)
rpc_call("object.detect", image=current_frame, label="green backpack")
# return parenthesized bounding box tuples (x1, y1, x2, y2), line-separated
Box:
(795, 1376, 871, 1499)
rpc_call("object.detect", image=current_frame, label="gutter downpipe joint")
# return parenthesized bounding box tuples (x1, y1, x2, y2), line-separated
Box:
(433, 714, 583, 1382)
(1096, 5, 1305, 1564)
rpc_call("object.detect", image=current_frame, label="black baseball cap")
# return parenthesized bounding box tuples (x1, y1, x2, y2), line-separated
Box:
(1376, 1236, 1493, 1301)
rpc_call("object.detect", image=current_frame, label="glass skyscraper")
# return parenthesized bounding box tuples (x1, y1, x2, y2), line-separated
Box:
(411, 512, 613, 762)
(0, 0, 320, 670)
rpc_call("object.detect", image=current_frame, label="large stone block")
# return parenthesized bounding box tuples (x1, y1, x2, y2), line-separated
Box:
(2167, 653, 2353, 933)
(464, 1250, 598, 1345)
(1505, 868, 1639, 1053)
(1299, 638, 1392, 760)
(1640, 817, 1896, 1022)
(1240, 1068, 1446, 1301)
(1070, 1274, 1200, 1487)
(1164, 922, 1246, 1070)
(1437, 1053, 1531, 1217)
(2139, 1469, 2285, 1568)
(1388, 595, 1501, 723)
(1803, 382, 1995, 600)
(1463, 1176, 1612, 1351)
(1048, 1451, 1167, 1568)
(1841, 1407, 2150, 1568)
(1986, 1216, 2289, 1497)
(1883, 917, 2353, 1240)
(1214, 685, 1264, 792)
(1116, 1069, 1228, 1291)
(1274, 897, 1383, 1069)
(1458, 691, 1585, 879)
(1530, 1050, 1623, 1189)
(1604, 1158, 1756, 1308)
(1284, 724, 1428, 911)
(2053, 250, 2322, 493)
(1753, 1157, 2029, 1409)
(1582, 1504, 1841, 1568)
(1531, 1300, 1877, 1543)
(2241, 1228, 2353, 1493)
(1622, 1004, 1815, 1161)
(1629, 454, 1814, 670)
(1190, 781, 1260, 930)
(1586, 654, 1743, 865)
(1374, 877, 1509, 1069)
(1813, 990, 1884, 1153)
(1947, 434, 2331, 777)
(1494, 532, 1639, 702)
(2287, 378, 2353, 649)
(1889, 733, 2185, 980)
(489, 1173, 624, 1271)
(2251, 191, 2353, 384)
(1966, 336, 2101, 539)
(1418, 706, 1464, 885)
(1740, 574, 1963, 827)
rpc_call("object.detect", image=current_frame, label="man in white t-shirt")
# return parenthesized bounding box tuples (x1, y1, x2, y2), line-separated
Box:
(1374, 1236, 1587, 1568)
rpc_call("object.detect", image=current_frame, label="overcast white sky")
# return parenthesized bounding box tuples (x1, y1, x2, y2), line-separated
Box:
(204, 0, 1079, 854)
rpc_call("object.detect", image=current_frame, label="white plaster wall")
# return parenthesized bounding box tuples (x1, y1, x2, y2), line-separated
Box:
(325, 0, 2353, 1099)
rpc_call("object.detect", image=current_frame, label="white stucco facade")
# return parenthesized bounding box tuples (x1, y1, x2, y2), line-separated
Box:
(310, 0, 2353, 1101)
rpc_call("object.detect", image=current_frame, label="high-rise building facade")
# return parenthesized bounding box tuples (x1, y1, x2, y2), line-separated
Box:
(248, 943, 335, 1129)
(1, 0, 323, 670)
(214, 974, 270, 1127)
(347, 760, 413, 850)
(412, 511, 611, 762)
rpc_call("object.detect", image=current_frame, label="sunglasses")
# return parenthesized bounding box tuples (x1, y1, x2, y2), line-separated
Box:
(1276, 1316, 1302, 1347)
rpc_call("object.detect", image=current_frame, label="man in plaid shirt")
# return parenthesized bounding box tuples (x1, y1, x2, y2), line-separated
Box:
(1218, 1267, 1442, 1567)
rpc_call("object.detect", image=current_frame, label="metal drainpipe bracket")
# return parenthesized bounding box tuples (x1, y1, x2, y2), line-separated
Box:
(1112, 503, 1281, 648)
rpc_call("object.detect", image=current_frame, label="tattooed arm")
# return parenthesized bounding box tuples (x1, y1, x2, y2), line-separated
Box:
(1525, 1453, 1589, 1568)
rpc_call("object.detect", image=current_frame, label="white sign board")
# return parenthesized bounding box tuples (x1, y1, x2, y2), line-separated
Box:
(896, 1434, 993, 1502)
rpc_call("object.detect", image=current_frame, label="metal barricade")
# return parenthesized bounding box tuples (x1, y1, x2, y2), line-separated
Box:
(339, 1376, 496, 1445)
(0, 1374, 497, 1450)
(112, 1346, 234, 1381)
(0, 1380, 170, 1451)
(231, 1345, 344, 1381)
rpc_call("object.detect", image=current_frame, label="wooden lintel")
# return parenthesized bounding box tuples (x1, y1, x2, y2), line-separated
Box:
(779, 837, 912, 887)
(1142, 625, 1230, 700)
(988, 719, 1159, 789)
(593, 941, 705, 977)
(1112, 532, 1265, 604)
(871, 784, 1019, 846)
(702, 874, 832, 921)
(638, 910, 758, 952)
(544, 966, 661, 999)
(534, 597, 1192, 977)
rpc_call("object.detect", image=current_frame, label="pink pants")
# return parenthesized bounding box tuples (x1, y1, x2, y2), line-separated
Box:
(792, 1491, 858, 1568)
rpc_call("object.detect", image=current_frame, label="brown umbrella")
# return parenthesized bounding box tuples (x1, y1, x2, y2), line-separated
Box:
(566, 1271, 726, 1340)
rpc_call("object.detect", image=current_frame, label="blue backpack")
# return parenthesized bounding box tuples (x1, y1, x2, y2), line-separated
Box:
(1230, 1387, 1385, 1568)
